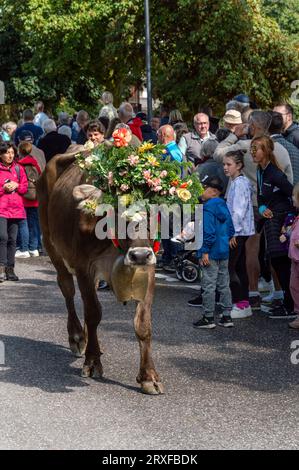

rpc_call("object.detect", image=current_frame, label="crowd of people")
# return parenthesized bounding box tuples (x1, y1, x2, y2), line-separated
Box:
(0, 92, 299, 331)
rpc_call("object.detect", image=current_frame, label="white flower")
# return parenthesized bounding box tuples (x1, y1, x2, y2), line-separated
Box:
(83, 140, 95, 151)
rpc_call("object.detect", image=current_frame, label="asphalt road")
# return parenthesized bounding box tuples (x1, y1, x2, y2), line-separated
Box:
(0, 257, 298, 450)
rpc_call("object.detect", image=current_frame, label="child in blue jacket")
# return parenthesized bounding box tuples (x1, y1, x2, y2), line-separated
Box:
(193, 176, 235, 329)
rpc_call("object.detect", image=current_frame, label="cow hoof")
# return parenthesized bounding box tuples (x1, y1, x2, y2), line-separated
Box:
(69, 334, 86, 357)
(141, 381, 165, 395)
(81, 361, 103, 378)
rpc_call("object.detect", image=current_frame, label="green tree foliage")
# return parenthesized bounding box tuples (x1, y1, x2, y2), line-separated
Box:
(262, 0, 299, 44)
(0, 0, 298, 114)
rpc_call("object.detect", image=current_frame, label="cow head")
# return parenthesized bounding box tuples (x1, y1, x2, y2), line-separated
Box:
(73, 184, 157, 267)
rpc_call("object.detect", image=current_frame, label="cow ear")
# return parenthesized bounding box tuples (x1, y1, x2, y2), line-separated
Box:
(73, 184, 102, 201)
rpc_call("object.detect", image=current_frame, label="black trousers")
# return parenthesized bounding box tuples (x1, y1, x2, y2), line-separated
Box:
(229, 236, 249, 303)
(0, 217, 19, 267)
(271, 255, 294, 312)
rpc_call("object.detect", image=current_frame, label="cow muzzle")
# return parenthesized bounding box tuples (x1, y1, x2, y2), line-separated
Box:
(124, 247, 156, 266)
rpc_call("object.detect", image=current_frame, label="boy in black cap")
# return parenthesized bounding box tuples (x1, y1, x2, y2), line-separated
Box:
(193, 176, 235, 328)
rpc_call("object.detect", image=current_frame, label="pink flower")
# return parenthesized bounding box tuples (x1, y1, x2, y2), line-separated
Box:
(108, 171, 114, 185)
(151, 177, 161, 186)
(153, 185, 163, 192)
(143, 169, 151, 180)
(120, 184, 129, 192)
(128, 154, 139, 166)
(161, 190, 167, 195)
(160, 170, 168, 178)
(169, 186, 176, 196)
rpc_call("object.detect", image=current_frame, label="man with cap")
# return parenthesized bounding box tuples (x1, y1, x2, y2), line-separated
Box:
(222, 110, 243, 133)
(19, 130, 46, 172)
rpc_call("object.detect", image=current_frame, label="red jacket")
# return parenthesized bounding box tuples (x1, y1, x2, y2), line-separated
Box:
(18, 155, 41, 208)
(127, 117, 143, 142)
(0, 161, 28, 219)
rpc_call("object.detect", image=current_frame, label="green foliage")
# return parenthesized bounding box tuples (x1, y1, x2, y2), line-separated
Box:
(0, 0, 298, 116)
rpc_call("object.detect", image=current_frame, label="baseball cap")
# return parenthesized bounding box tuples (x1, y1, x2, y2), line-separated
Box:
(19, 130, 34, 142)
(201, 175, 224, 193)
(233, 94, 250, 104)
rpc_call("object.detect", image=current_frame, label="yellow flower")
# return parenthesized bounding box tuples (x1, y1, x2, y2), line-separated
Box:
(147, 155, 160, 167)
(119, 194, 132, 206)
(176, 188, 192, 202)
(138, 142, 155, 153)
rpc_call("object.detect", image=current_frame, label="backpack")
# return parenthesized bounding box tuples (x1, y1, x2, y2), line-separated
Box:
(15, 163, 39, 200)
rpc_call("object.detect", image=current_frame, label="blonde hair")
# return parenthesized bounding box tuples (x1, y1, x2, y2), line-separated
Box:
(293, 182, 299, 204)
(251, 135, 280, 170)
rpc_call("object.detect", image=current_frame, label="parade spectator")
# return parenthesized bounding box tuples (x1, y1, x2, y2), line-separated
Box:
(99, 91, 118, 122)
(157, 125, 183, 272)
(222, 110, 243, 133)
(160, 105, 170, 126)
(1, 122, 17, 142)
(118, 102, 143, 141)
(178, 113, 216, 167)
(33, 101, 49, 129)
(273, 103, 299, 149)
(38, 119, 71, 162)
(233, 94, 251, 112)
(136, 112, 157, 143)
(14, 109, 43, 146)
(85, 120, 106, 146)
(168, 109, 184, 126)
(223, 150, 255, 319)
(288, 183, 299, 329)
(173, 122, 189, 145)
(157, 125, 183, 163)
(0, 142, 28, 281)
(251, 135, 296, 319)
(193, 176, 235, 329)
(15, 142, 41, 259)
(198, 106, 219, 134)
(76, 110, 89, 145)
(58, 125, 72, 140)
(197, 138, 228, 192)
(57, 112, 70, 128)
(269, 111, 299, 184)
(151, 116, 160, 132)
(19, 130, 46, 172)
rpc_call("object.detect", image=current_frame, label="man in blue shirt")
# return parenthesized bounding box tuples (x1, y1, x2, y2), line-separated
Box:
(157, 125, 183, 162)
(14, 109, 43, 146)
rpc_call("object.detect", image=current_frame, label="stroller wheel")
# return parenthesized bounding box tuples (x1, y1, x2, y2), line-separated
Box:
(175, 268, 183, 280)
(182, 262, 199, 283)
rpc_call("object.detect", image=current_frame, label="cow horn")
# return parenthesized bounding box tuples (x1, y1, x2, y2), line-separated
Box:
(73, 184, 102, 201)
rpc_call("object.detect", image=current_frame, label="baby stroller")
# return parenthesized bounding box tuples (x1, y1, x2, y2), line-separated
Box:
(173, 247, 201, 283)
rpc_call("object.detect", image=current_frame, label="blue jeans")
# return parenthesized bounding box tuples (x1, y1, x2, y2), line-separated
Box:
(17, 208, 40, 251)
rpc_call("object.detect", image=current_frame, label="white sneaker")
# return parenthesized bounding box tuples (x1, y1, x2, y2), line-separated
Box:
(258, 278, 274, 293)
(230, 305, 253, 319)
(15, 250, 30, 258)
(29, 250, 40, 257)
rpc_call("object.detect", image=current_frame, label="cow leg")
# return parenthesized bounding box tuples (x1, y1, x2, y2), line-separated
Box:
(134, 269, 164, 395)
(76, 271, 103, 378)
(57, 270, 87, 357)
(46, 241, 86, 356)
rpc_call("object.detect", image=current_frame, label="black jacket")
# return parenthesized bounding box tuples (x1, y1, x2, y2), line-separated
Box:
(283, 122, 299, 149)
(257, 162, 293, 213)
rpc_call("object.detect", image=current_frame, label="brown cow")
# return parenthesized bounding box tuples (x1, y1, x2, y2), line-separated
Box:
(37, 149, 164, 395)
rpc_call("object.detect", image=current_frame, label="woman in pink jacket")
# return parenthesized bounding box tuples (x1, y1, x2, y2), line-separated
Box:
(0, 142, 28, 281)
